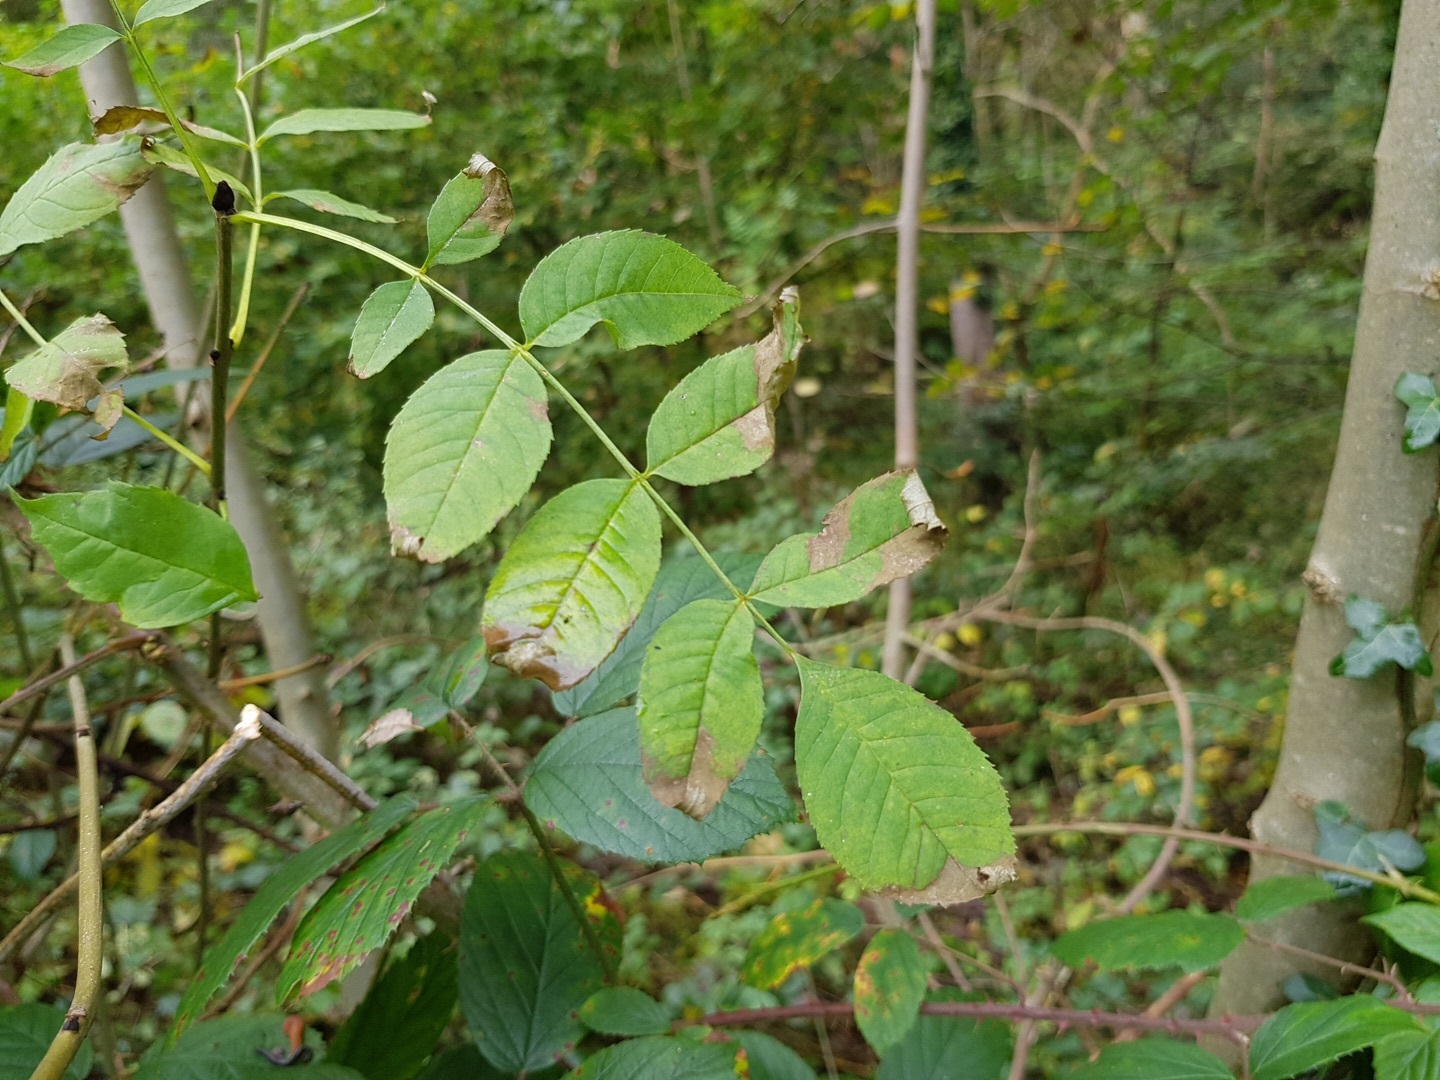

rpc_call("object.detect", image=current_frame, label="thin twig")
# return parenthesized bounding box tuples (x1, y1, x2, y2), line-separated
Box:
(0, 634, 156, 720)
(915, 911, 974, 991)
(1257, 935, 1412, 1001)
(218, 653, 331, 692)
(0, 540, 33, 672)
(226, 281, 308, 423)
(247, 707, 374, 812)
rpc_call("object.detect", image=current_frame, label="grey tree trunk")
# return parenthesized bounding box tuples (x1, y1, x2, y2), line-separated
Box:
(62, 0, 338, 762)
(1211, 0, 1440, 1017)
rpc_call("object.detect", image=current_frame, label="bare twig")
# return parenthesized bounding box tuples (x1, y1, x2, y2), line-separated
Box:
(1256, 935, 1412, 1002)
(248, 707, 374, 812)
(915, 910, 974, 991)
(0, 633, 155, 720)
(225, 281, 308, 423)
(218, 653, 331, 692)
(1115, 970, 1208, 1042)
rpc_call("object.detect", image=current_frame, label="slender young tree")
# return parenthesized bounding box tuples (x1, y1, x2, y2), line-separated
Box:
(1211, 0, 1440, 1016)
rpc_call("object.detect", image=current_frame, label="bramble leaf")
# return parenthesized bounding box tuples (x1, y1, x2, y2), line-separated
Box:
(637, 599, 762, 817)
(349, 279, 434, 379)
(482, 479, 661, 691)
(646, 289, 803, 485)
(425, 154, 513, 267)
(742, 898, 864, 989)
(1362, 903, 1440, 965)
(1068, 1039, 1234, 1080)
(1235, 876, 1337, 922)
(794, 658, 1014, 900)
(0, 1004, 92, 1080)
(855, 929, 926, 1054)
(1052, 911, 1244, 973)
(1375, 1029, 1440, 1080)
(565, 1037, 741, 1080)
(579, 988, 674, 1037)
(874, 997, 1011, 1080)
(0, 138, 152, 258)
(383, 350, 550, 561)
(1249, 997, 1419, 1080)
(750, 471, 946, 608)
(519, 230, 741, 349)
(4, 24, 120, 77)
(18, 483, 257, 628)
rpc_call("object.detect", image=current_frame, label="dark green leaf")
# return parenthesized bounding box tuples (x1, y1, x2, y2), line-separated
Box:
(875, 1010, 1011, 1080)
(553, 552, 762, 719)
(855, 929, 926, 1054)
(1407, 722, 1440, 785)
(482, 478, 661, 691)
(638, 598, 762, 818)
(1397, 373, 1440, 453)
(383, 350, 550, 561)
(1314, 800, 1426, 895)
(1249, 997, 1419, 1080)
(328, 933, 458, 1080)
(271, 189, 397, 223)
(742, 898, 864, 989)
(425, 155, 513, 268)
(459, 850, 621, 1074)
(1068, 1039, 1235, 1079)
(413, 1046, 517, 1080)
(524, 707, 794, 864)
(4, 24, 121, 77)
(1235, 876, 1337, 922)
(519, 230, 741, 349)
(579, 987, 674, 1036)
(733, 1032, 816, 1080)
(18, 483, 257, 628)
(7, 829, 55, 881)
(1375, 1029, 1440, 1080)
(278, 798, 486, 1000)
(349, 279, 435, 379)
(177, 797, 416, 1036)
(259, 108, 431, 143)
(0, 1003, 91, 1080)
(1052, 911, 1244, 973)
(135, 1015, 364, 1079)
(794, 658, 1014, 901)
(564, 1036, 741, 1080)
(0, 138, 152, 258)
(1363, 903, 1440, 965)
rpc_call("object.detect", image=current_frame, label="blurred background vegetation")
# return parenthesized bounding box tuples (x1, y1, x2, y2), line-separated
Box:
(0, 0, 1406, 1070)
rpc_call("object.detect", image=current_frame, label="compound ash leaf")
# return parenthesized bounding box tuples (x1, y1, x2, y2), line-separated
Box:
(749, 470, 946, 608)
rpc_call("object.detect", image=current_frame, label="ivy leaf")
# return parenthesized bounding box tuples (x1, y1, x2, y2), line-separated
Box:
(794, 658, 1014, 901)
(741, 898, 864, 989)
(646, 289, 803, 486)
(1362, 903, 1440, 965)
(553, 552, 762, 719)
(1397, 373, 1440, 453)
(349, 279, 435, 379)
(18, 483, 257, 628)
(1330, 594, 1432, 678)
(270, 189, 396, 223)
(6, 314, 128, 410)
(1407, 721, 1440, 784)
(258, 108, 431, 143)
(637, 599, 763, 818)
(278, 798, 486, 1000)
(854, 929, 926, 1055)
(1235, 876, 1337, 922)
(482, 479, 661, 691)
(749, 471, 946, 608)
(1249, 997, 1419, 1080)
(564, 1037, 741, 1080)
(384, 350, 550, 561)
(1052, 911, 1244, 973)
(133, 0, 215, 26)
(1314, 800, 1425, 895)
(523, 707, 794, 864)
(460, 851, 621, 1074)
(176, 797, 416, 1037)
(425, 154, 513, 268)
(1068, 1039, 1234, 1080)
(4, 24, 121, 77)
(579, 988, 674, 1037)
(0, 1004, 92, 1080)
(519, 230, 741, 349)
(0, 138, 152, 259)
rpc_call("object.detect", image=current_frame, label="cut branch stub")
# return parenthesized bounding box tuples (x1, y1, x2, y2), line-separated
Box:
(424, 153, 513, 268)
(794, 657, 1015, 902)
(5, 314, 128, 411)
(748, 470, 946, 608)
(646, 288, 804, 486)
(637, 598, 763, 818)
(482, 479, 662, 691)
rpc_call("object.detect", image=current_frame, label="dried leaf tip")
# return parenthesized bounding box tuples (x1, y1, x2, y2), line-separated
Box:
(466, 152, 498, 178)
(901, 470, 943, 531)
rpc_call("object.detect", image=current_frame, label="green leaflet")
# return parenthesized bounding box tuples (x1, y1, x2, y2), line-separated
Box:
(0, 387, 34, 462)
(140, 142, 253, 204)
(854, 929, 926, 1055)
(1068, 1039, 1234, 1080)
(258, 108, 431, 143)
(425, 155, 513, 268)
(519, 230, 741, 349)
(133, 0, 214, 25)
(749, 471, 946, 608)
(874, 1008, 1011, 1080)
(0, 138, 152, 259)
(18, 483, 258, 628)
(4, 24, 121, 77)
(1051, 911, 1244, 973)
(176, 797, 417, 1037)
(1375, 1029, 1440, 1080)
(383, 350, 551, 561)
(1362, 902, 1440, 965)
(794, 658, 1014, 900)
(1249, 997, 1420, 1080)
(742, 898, 864, 989)
(482, 478, 661, 691)
(523, 707, 795, 864)
(278, 798, 487, 1000)
(270, 189, 397, 223)
(645, 290, 803, 485)
(0, 1004, 92, 1080)
(349, 279, 435, 379)
(637, 598, 762, 817)
(460, 851, 621, 1074)
(6, 313, 128, 410)
(731, 1032, 815, 1080)
(1235, 875, 1337, 922)
(240, 7, 386, 85)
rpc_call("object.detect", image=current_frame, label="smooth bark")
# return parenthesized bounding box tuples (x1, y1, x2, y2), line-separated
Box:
(62, 0, 338, 761)
(1211, 0, 1440, 1018)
